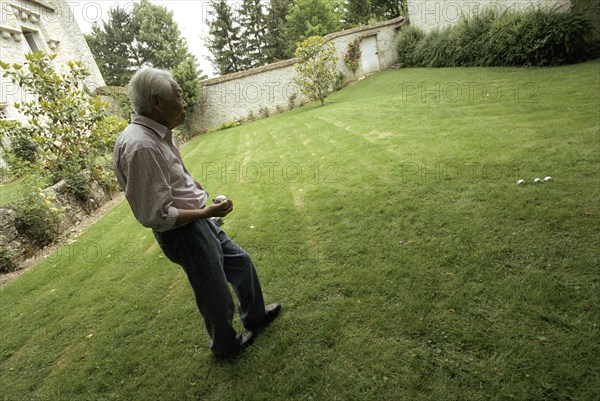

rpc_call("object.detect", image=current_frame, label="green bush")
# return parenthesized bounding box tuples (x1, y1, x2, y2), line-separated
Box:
(398, 7, 594, 67)
(14, 190, 63, 247)
(64, 168, 92, 204)
(0, 239, 19, 273)
(396, 25, 425, 66)
(0, 53, 127, 185)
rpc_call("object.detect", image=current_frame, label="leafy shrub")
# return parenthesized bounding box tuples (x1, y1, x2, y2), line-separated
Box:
(172, 56, 202, 113)
(0, 239, 19, 273)
(14, 190, 64, 247)
(572, 0, 600, 57)
(288, 93, 298, 110)
(64, 168, 92, 204)
(396, 25, 425, 66)
(398, 7, 594, 67)
(0, 52, 127, 185)
(92, 159, 119, 194)
(293, 36, 339, 106)
(0, 123, 38, 175)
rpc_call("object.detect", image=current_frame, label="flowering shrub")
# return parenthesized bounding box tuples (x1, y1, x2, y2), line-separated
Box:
(344, 38, 362, 75)
(294, 36, 339, 106)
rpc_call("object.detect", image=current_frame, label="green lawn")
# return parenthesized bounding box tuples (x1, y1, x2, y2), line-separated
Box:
(0, 178, 25, 207)
(1, 61, 599, 401)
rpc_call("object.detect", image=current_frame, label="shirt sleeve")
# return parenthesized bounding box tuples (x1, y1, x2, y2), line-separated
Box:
(118, 145, 179, 232)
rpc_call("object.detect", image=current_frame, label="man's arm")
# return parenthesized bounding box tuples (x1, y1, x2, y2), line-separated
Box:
(175, 199, 233, 226)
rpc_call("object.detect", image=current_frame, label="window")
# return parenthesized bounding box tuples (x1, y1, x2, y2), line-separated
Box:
(22, 30, 41, 53)
(0, 107, 8, 120)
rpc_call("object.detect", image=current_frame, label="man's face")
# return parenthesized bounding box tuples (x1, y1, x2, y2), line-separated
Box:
(156, 84, 187, 129)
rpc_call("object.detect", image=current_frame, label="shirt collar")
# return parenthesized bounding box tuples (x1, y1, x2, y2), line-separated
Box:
(130, 114, 171, 140)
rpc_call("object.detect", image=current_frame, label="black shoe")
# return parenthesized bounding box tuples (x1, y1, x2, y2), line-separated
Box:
(214, 330, 256, 360)
(245, 303, 281, 332)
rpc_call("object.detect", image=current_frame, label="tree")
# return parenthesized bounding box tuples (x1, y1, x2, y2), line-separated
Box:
(85, 0, 201, 88)
(239, 0, 268, 68)
(84, 6, 135, 86)
(131, 0, 190, 70)
(206, 0, 244, 75)
(264, 0, 293, 61)
(344, 0, 373, 26)
(293, 36, 339, 106)
(285, 0, 343, 56)
(172, 56, 202, 113)
(371, 0, 405, 19)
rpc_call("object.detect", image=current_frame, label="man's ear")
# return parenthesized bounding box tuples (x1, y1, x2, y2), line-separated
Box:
(150, 94, 161, 109)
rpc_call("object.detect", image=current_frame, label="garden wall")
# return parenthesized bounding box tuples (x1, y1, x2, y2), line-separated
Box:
(407, 0, 571, 33)
(187, 16, 406, 134)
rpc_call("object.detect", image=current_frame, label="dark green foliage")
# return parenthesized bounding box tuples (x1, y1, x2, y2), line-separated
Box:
(171, 56, 202, 114)
(84, 7, 134, 87)
(396, 25, 425, 66)
(85, 0, 200, 90)
(371, 0, 404, 19)
(0, 241, 19, 273)
(284, 0, 343, 54)
(131, 0, 190, 70)
(1, 126, 37, 167)
(398, 7, 594, 68)
(14, 190, 62, 247)
(239, 0, 268, 68)
(265, 0, 293, 61)
(572, 0, 600, 57)
(344, 0, 373, 26)
(206, 0, 244, 75)
(64, 168, 92, 204)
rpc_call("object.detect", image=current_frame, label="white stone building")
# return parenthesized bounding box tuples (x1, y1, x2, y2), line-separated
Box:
(0, 0, 105, 165)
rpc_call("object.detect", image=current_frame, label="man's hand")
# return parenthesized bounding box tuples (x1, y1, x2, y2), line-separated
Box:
(175, 199, 233, 226)
(206, 199, 233, 218)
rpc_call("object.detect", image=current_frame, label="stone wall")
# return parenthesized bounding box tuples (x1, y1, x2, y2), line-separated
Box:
(188, 16, 406, 134)
(407, 0, 571, 33)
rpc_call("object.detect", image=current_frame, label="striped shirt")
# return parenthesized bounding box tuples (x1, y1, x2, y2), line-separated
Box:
(113, 115, 208, 232)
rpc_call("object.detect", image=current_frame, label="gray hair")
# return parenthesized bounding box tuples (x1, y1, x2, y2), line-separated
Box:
(128, 67, 178, 115)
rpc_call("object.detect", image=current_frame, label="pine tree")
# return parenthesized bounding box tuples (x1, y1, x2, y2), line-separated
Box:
(84, 7, 135, 86)
(206, 0, 244, 75)
(238, 0, 268, 68)
(264, 0, 293, 61)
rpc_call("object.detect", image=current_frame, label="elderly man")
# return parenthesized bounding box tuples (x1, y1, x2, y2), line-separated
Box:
(113, 67, 280, 359)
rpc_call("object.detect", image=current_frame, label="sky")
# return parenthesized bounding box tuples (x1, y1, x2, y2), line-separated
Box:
(69, 0, 218, 77)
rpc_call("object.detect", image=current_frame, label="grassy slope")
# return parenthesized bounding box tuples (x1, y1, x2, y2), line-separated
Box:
(1, 61, 599, 401)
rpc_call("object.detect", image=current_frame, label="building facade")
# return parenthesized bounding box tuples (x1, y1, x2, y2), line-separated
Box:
(0, 0, 105, 165)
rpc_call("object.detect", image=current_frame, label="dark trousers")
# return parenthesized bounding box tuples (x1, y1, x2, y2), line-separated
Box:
(153, 219, 266, 356)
